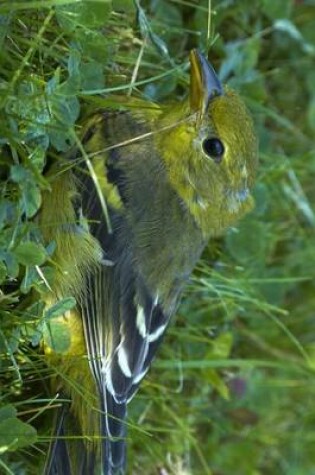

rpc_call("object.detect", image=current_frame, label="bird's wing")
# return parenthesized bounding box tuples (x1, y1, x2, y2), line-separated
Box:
(78, 226, 170, 473)
(75, 111, 172, 472)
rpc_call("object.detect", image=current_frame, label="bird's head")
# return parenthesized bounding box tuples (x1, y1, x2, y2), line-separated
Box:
(156, 49, 259, 236)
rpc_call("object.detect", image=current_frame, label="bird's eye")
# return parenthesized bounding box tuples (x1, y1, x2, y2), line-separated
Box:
(202, 137, 225, 163)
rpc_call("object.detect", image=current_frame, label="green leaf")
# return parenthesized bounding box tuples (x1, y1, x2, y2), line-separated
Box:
(48, 96, 80, 152)
(57, 1, 112, 31)
(10, 164, 42, 217)
(7, 326, 20, 353)
(204, 369, 230, 400)
(14, 241, 47, 266)
(252, 183, 269, 216)
(0, 405, 16, 422)
(135, 0, 170, 59)
(0, 417, 37, 452)
(80, 62, 105, 90)
(0, 260, 6, 284)
(45, 241, 56, 257)
(222, 38, 260, 81)
(10, 164, 29, 183)
(20, 301, 46, 346)
(0, 15, 11, 47)
(274, 19, 315, 54)
(67, 48, 81, 80)
(261, 0, 293, 19)
(21, 182, 42, 218)
(211, 332, 234, 359)
(30, 328, 43, 347)
(113, 0, 135, 12)
(32, 265, 55, 292)
(24, 300, 45, 321)
(20, 265, 38, 294)
(308, 95, 315, 131)
(226, 218, 269, 268)
(144, 74, 177, 101)
(77, 31, 110, 63)
(43, 298, 76, 352)
(44, 297, 76, 321)
(4, 251, 19, 278)
(43, 319, 72, 354)
(54, 93, 80, 125)
(28, 145, 47, 172)
(0, 200, 9, 229)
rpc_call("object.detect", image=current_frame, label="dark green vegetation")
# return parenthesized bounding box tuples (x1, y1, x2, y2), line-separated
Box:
(0, 1, 314, 474)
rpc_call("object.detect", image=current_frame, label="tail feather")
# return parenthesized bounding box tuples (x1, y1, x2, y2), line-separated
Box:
(45, 394, 98, 475)
(102, 389, 127, 474)
(44, 396, 72, 475)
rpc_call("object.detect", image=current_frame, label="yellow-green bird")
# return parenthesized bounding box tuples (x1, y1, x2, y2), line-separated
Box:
(41, 50, 258, 474)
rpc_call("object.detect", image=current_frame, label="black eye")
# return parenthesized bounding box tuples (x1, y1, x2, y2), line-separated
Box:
(202, 137, 225, 163)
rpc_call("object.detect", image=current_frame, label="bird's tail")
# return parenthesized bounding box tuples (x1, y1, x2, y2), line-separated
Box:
(44, 392, 98, 475)
(44, 390, 127, 475)
(101, 389, 127, 475)
(44, 395, 72, 475)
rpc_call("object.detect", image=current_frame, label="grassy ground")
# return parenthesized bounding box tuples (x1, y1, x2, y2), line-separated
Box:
(0, 1, 315, 474)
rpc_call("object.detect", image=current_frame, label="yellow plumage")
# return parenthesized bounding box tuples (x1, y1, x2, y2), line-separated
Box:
(41, 50, 258, 475)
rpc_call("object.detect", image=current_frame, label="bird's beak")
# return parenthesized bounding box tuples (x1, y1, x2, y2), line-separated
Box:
(190, 49, 223, 115)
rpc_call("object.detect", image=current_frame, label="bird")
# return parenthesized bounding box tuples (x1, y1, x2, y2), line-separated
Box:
(40, 49, 258, 474)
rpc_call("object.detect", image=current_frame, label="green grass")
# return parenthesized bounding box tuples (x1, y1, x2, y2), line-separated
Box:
(0, 1, 315, 474)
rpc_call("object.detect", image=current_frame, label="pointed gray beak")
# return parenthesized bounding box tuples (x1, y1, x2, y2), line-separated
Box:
(190, 49, 224, 114)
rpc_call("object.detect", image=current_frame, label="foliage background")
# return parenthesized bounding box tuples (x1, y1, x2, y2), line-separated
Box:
(0, 0, 315, 474)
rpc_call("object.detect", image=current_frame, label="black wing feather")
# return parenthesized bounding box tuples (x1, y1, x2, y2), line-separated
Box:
(74, 111, 175, 473)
